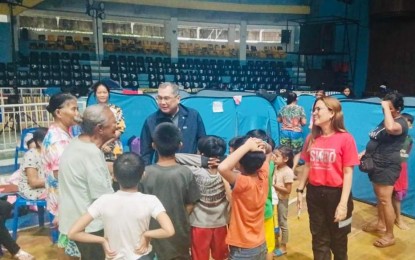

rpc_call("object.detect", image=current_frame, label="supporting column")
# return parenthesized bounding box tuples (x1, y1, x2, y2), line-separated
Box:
(13, 15, 19, 54)
(0, 16, 12, 63)
(93, 17, 104, 62)
(169, 18, 178, 62)
(239, 21, 247, 64)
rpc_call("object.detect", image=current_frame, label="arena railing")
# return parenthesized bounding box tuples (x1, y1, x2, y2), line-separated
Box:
(0, 100, 86, 154)
(0, 87, 47, 98)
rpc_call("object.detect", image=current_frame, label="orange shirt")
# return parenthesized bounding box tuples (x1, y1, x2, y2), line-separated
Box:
(226, 163, 269, 248)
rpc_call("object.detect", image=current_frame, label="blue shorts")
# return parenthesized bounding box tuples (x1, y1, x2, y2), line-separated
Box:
(279, 130, 304, 154)
(229, 243, 267, 260)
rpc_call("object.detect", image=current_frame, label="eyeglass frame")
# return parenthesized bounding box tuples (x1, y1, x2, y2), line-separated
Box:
(155, 94, 179, 102)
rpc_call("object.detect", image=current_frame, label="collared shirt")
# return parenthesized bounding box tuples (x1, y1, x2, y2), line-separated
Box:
(140, 104, 206, 165)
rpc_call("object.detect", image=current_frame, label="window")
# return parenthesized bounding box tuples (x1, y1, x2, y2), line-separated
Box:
(236, 27, 282, 43)
(133, 23, 164, 38)
(178, 24, 228, 42)
(19, 16, 93, 34)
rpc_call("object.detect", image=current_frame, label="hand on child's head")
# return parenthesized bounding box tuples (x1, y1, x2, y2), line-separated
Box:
(245, 137, 266, 153)
(208, 157, 220, 168)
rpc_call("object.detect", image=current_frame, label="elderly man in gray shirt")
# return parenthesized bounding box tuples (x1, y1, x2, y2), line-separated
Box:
(59, 104, 116, 260)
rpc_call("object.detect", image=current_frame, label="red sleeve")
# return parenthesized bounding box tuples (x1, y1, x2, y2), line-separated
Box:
(301, 134, 312, 163)
(341, 133, 360, 167)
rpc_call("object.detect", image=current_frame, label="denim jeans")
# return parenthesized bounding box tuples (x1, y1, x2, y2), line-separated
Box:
(229, 243, 267, 260)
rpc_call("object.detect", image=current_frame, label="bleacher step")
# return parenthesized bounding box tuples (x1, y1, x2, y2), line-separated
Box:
(92, 72, 110, 79)
(91, 66, 110, 73)
(81, 60, 100, 66)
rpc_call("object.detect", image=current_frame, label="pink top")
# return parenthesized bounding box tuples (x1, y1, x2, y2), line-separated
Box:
(42, 124, 73, 215)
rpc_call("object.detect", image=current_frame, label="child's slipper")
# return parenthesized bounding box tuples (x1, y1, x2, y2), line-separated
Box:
(273, 249, 287, 257)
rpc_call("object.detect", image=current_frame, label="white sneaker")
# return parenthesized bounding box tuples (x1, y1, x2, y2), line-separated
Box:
(13, 249, 35, 260)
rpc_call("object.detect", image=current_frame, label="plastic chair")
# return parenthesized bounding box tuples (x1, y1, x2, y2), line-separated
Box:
(12, 195, 58, 243)
(12, 195, 45, 240)
(14, 127, 38, 170)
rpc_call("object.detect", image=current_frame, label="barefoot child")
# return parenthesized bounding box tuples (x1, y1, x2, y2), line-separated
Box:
(272, 146, 295, 257)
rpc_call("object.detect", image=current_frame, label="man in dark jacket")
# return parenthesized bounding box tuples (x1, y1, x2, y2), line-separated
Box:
(140, 82, 206, 165)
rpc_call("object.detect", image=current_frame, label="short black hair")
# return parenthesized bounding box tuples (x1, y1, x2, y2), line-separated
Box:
(383, 92, 404, 112)
(113, 153, 145, 189)
(275, 145, 294, 168)
(92, 81, 110, 96)
(197, 135, 226, 157)
(286, 92, 297, 105)
(228, 136, 241, 151)
(153, 122, 181, 157)
(233, 136, 266, 174)
(29, 127, 48, 149)
(402, 113, 414, 124)
(246, 129, 274, 149)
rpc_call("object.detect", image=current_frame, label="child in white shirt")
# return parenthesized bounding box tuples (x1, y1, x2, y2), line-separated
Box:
(68, 153, 175, 260)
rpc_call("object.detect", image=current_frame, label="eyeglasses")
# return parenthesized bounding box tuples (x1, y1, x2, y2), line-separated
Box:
(313, 107, 330, 113)
(155, 95, 177, 102)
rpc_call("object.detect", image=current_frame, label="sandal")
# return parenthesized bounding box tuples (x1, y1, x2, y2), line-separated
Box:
(373, 237, 395, 248)
(273, 248, 287, 257)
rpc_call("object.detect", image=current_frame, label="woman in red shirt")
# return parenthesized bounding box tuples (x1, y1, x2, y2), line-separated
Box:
(297, 96, 359, 260)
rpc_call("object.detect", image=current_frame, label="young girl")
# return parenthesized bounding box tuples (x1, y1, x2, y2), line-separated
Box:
(18, 127, 49, 200)
(272, 146, 294, 257)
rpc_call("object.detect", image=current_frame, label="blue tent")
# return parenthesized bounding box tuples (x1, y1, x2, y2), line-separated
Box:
(87, 92, 158, 149)
(182, 95, 279, 146)
(86, 91, 415, 219)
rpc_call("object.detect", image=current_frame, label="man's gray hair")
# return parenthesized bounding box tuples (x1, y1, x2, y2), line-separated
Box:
(159, 82, 179, 96)
(80, 104, 110, 135)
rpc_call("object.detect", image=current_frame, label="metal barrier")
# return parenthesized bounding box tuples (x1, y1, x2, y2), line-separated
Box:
(0, 100, 86, 153)
(0, 102, 51, 152)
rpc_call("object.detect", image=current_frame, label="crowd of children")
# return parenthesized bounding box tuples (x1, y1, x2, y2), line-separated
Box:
(66, 120, 296, 260)
(2, 91, 413, 260)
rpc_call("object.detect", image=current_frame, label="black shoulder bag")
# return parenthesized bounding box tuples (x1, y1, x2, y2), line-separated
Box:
(359, 143, 379, 173)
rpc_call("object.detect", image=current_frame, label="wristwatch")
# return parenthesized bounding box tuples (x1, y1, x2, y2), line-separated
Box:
(296, 188, 304, 193)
